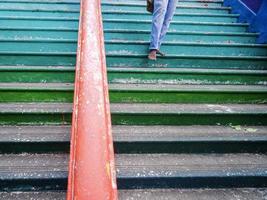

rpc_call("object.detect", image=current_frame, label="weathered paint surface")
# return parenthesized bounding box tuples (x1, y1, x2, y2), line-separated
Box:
(67, 0, 118, 199)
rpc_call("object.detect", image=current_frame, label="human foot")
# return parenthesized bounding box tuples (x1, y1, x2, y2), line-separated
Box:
(148, 49, 157, 60)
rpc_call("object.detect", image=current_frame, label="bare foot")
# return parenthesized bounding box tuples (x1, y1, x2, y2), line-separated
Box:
(148, 50, 157, 60)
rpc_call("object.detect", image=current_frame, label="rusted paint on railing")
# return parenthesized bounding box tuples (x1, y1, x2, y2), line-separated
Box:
(67, 0, 118, 199)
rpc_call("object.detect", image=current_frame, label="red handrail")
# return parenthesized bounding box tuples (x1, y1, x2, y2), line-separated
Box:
(67, 0, 118, 199)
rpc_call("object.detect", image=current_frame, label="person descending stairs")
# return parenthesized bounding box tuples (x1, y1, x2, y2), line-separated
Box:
(0, 0, 267, 199)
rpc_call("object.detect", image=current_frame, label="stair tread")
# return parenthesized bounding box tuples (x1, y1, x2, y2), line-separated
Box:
(113, 125, 267, 141)
(1, 82, 267, 92)
(105, 40, 267, 47)
(101, 2, 231, 9)
(108, 67, 267, 74)
(0, 103, 72, 113)
(102, 11, 238, 17)
(0, 125, 70, 142)
(104, 19, 248, 26)
(0, 66, 266, 74)
(109, 84, 267, 92)
(104, 29, 258, 36)
(116, 153, 267, 177)
(0, 191, 65, 200)
(110, 103, 267, 114)
(119, 188, 267, 200)
(1, 103, 267, 114)
(0, 153, 68, 179)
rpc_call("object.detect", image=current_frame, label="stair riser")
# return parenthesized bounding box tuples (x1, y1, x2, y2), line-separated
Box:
(105, 32, 257, 44)
(0, 179, 67, 192)
(0, 10, 79, 18)
(102, 13, 237, 23)
(0, 71, 75, 83)
(106, 43, 267, 57)
(0, 91, 73, 102)
(0, 114, 71, 125)
(107, 56, 267, 70)
(1, 70, 266, 85)
(108, 71, 267, 85)
(1, 141, 266, 154)
(1, 113, 266, 125)
(1, 91, 266, 104)
(0, 19, 78, 28)
(0, 142, 69, 153)
(117, 177, 267, 189)
(0, 55, 75, 66)
(0, 29, 78, 40)
(109, 91, 267, 104)
(0, 42, 77, 53)
(102, 5, 230, 14)
(111, 114, 267, 126)
(103, 22, 247, 32)
(0, 3, 80, 10)
(115, 141, 267, 153)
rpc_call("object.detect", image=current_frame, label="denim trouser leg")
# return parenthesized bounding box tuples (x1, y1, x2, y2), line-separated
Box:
(159, 0, 177, 46)
(149, 0, 177, 50)
(149, 0, 168, 50)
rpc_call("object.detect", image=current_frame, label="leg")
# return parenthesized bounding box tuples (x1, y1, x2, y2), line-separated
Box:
(149, 0, 168, 50)
(158, 0, 177, 48)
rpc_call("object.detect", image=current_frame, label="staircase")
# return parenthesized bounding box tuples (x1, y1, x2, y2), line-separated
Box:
(0, 0, 267, 199)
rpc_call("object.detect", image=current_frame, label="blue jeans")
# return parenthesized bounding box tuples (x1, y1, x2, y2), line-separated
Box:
(149, 0, 177, 50)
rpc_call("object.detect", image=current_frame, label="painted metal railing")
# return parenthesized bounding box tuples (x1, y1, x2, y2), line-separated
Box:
(67, 0, 118, 199)
(224, 0, 267, 43)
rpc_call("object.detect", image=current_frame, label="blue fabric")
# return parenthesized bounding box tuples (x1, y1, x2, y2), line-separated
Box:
(149, 0, 177, 50)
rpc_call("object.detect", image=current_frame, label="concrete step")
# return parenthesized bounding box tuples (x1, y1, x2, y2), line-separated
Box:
(110, 103, 267, 125)
(116, 153, 267, 189)
(1, 125, 267, 153)
(0, 83, 266, 103)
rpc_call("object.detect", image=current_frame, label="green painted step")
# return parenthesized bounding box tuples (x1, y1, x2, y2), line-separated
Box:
(107, 68, 267, 85)
(0, 2, 80, 10)
(0, 28, 257, 43)
(2, 39, 266, 56)
(102, 11, 239, 23)
(104, 30, 258, 44)
(105, 0, 224, 7)
(2, 53, 266, 68)
(101, 3, 231, 14)
(1, 83, 266, 104)
(0, 17, 78, 28)
(0, 83, 73, 102)
(105, 41, 267, 56)
(1, 103, 267, 126)
(0, 9, 79, 18)
(119, 188, 267, 200)
(0, 66, 75, 83)
(113, 125, 267, 153)
(0, 28, 78, 40)
(0, 103, 72, 125)
(116, 153, 267, 189)
(108, 84, 267, 104)
(1, 66, 267, 85)
(106, 54, 267, 70)
(0, 153, 68, 191)
(0, 52, 76, 66)
(103, 20, 248, 32)
(110, 103, 267, 125)
(0, 39, 77, 53)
